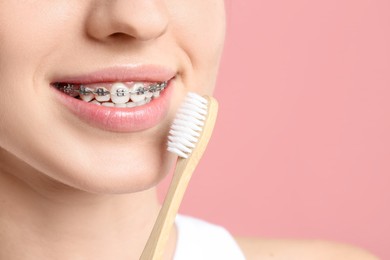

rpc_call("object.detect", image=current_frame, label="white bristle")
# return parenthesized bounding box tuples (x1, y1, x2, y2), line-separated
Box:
(185, 97, 208, 110)
(187, 92, 208, 104)
(173, 119, 203, 132)
(167, 92, 208, 158)
(181, 103, 208, 115)
(169, 129, 199, 143)
(167, 147, 188, 158)
(168, 136, 196, 148)
(176, 114, 204, 126)
(171, 125, 200, 137)
(167, 141, 193, 154)
(178, 108, 206, 121)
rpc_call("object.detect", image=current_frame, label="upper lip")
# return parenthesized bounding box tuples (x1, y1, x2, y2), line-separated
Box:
(51, 64, 176, 84)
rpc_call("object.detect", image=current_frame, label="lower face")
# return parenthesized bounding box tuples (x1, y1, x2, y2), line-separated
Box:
(0, 1, 225, 194)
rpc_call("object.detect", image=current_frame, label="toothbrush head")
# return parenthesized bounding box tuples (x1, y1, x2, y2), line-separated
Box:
(167, 92, 217, 159)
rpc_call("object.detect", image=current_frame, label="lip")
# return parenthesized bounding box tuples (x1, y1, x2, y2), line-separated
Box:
(53, 65, 176, 84)
(50, 65, 176, 133)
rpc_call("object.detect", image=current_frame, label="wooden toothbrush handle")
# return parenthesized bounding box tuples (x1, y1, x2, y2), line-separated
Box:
(140, 157, 194, 260)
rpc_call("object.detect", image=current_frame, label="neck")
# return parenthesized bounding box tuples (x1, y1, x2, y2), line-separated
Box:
(0, 150, 176, 260)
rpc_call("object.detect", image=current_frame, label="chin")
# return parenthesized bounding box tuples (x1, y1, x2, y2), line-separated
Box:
(4, 136, 177, 195)
(45, 147, 177, 195)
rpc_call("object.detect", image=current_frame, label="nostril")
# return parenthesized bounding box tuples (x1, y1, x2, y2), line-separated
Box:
(105, 32, 137, 42)
(110, 32, 128, 38)
(85, 2, 169, 42)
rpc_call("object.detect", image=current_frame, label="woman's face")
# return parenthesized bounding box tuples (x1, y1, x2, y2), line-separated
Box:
(0, 1, 225, 193)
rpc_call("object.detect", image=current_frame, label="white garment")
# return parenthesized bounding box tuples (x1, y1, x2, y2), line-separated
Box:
(173, 215, 246, 260)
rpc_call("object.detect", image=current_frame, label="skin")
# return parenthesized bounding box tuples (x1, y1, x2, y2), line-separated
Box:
(0, 0, 379, 259)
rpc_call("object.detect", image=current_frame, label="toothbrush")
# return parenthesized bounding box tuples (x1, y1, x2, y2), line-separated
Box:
(140, 92, 218, 260)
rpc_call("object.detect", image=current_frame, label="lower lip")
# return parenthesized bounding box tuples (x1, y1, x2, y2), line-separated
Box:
(51, 80, 174, 132)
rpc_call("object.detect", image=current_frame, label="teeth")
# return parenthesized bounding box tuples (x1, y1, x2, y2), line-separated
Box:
(61, 83, 79, 97)
(111, 83, 130, 104)
(115, 103, 127, 108)
(70, 92, 79, 98)
(145, 91, 154, 98)
(153, 91, 161, 98)
(126, 102, 137, 108)
(130, 82, 146, 102)
(135, 97, 151, 106)
(102, 102, 114, 107)
(81, 94, 94, 102)
(95, 87, 110, 102)
(80, 86, 94, 102)
(90, 100, 102, 106)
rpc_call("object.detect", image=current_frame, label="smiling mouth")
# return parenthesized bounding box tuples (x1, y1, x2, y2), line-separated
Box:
(53, 80, 168, 108)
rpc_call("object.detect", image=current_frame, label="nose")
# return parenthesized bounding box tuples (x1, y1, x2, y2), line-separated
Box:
(85, 0, 169, 42)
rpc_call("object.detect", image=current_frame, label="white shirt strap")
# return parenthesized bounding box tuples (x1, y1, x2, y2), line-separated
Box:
(174, 215, 246, 260)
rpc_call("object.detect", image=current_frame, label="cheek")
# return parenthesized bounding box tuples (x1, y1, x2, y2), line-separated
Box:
(0, 2, 82, 149)
(0, 2, 79, 105)
(170, 1, 226, 93)
(0, 2, 85, 86)
(186, 2, 226, 63)
(0, 2, 71, 60)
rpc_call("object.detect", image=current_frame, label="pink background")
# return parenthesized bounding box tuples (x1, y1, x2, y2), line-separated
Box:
(159, 0, 390, 258)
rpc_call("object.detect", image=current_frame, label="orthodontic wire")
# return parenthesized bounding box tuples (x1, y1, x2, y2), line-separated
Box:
(55, 81, 168, 97)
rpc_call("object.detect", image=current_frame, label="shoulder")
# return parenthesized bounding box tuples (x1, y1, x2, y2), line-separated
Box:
(235, 237, 379, 260)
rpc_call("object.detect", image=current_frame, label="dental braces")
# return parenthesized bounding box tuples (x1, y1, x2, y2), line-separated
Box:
(55, 81, 168, 97)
